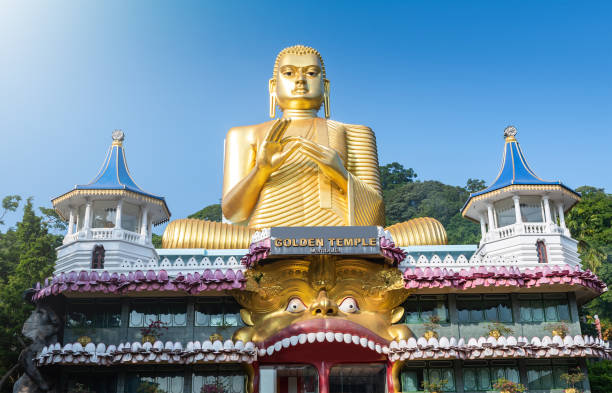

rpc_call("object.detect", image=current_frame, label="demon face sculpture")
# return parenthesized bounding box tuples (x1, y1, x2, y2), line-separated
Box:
(232, 256, 413, 348)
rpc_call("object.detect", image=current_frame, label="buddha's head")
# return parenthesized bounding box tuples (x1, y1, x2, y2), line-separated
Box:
(232, 257, 412, 348)
(270, 45, 330, 117)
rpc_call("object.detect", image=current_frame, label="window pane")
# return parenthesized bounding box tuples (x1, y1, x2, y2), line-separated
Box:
(520, 196, 543, 223)
(470, 306, 483, 323)
(458, 306, 470, 323)
(92, 201, 116, 229)
(498, 303, 513, 323)
(330, 364, 386, 393)
(122, 202, 140, 233)
(544, 300, 559, 321)
(463, 369, 477, 392)
(129, 307, 144, 327)
(539, 367, 553, 389)
(442, 369, 455, 391)
(477, 368, 490, 391)
(527, 369, 541, 389)
(171, 304, 187, 327)
(506, 368, 520, 383)
(484, 301, 498, 321)
(495, 198, 516, 227)
(531, 300, 545, 322)
(195, 305, 211, 326)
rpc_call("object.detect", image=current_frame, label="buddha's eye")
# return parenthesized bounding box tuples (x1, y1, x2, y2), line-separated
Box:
(338, 297, 359, 313)
(284, 71, 293, 76)
(286, 298, 307, 313)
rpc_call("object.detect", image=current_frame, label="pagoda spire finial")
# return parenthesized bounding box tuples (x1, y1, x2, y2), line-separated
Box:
(112, 129, 125, 146)
(504, 125, 517, 141)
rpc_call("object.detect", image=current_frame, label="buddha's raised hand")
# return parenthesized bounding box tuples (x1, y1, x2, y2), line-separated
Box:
(255, 119, 297, 175)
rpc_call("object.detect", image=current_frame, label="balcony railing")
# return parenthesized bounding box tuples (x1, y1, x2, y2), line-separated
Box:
(63, 228, 149, 245)
(486, 222, 569, 241)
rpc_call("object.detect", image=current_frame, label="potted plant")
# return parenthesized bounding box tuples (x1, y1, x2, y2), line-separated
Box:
(422, 378, 448, 393)
(67, 318, 94, 346)
(209, 333, 224, 342)
(487, 322, 514, 339)
(423, 315, 441, 339)
(493, 378, 527, 393)
(201, 382, 226, 393)
(548, 321, 570, 338)
(136, 381, 165, 393)
(560, 368, 585, 393)
(68, 382, 95, 393)
(140, 319, 168, 344)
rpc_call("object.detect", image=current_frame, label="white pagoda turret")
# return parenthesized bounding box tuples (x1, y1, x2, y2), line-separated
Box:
(51, 130, 170, 273)
(462, 126, 581, 266)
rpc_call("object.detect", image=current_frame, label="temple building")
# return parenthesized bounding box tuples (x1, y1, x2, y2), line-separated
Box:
(20, 46, 609, 393)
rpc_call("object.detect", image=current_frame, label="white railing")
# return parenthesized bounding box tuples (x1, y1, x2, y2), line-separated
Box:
(63, 228, 147, 245)
(488, 222, 568, 241)
(117, 254, 245, 273)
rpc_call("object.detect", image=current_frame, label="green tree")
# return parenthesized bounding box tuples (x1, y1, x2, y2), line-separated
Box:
(466, 178, 486, 193)
(0, 195, 21, 225)
(152, 233, 163, 248)
(587, 360, 612, 393)
(384, 180, 480, 244)
(0, 198, 61, 381)
(379, 162, 417, 191)
(188, 204, 222, 222)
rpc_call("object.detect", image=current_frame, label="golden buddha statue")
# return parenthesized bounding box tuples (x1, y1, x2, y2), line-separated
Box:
(162, 45, 446, 248)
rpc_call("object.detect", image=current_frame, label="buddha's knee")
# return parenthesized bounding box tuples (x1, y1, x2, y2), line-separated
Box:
(162, 218, 255, 249)
(385, 217, 447, 246)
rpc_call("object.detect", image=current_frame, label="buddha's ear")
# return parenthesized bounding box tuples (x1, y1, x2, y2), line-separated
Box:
(240, 309, 255, 326)
(390, 307, 404, 324)
(269, 78, 277, 118)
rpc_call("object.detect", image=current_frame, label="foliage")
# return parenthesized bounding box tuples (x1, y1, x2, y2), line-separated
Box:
(0, 195, 21, 225)
(152, 233, 163, 248)
(422, 379, 448, 393)
(68, 382, 96, 393)
(200, 383, 226, 393)
(39, 206, 68, 232)
(136, 381, 165, 393)
(588, 360, 612, 393)
(423, 315, 441, 332)
(560, 368, 585, 389)
(379, 162, 417, 190)
(140, 319, 168, 338)
(188, 203, 222, 222)
(492, 379, 526, 393)
(383, 180, 480, 244)
(0, 197, 61, 383)
(547, 321, 570, 337)
(466, 178, 486, 193)
(487, 322, 514, 336)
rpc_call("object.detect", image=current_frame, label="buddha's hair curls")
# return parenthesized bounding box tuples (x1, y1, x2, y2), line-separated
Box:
(272, 45, 327, 79)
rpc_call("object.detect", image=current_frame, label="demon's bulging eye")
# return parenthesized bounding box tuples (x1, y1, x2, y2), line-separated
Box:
(338, 297, 359, 313)
(286, 298, 307, 313)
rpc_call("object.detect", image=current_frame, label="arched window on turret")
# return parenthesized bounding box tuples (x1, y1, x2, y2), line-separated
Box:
(536, 240, 548, 264)
(92, 245, 105, 269)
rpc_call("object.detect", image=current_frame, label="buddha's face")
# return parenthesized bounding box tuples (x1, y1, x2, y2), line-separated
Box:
(274, 52, 324, 111)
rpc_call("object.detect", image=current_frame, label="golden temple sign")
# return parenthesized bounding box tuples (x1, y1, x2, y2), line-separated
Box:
(269, 226, 379, 256)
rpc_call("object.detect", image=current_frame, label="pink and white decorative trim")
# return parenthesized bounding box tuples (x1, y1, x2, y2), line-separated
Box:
(31, 269, 246, 301)
(403, 265, 607, 294)
(388, 334, 611, 361)
(36, 339, 257, 366)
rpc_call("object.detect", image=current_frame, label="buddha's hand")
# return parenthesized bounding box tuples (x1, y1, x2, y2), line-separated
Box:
(283, 136, 349, 192)
(256, 119, 298, 175)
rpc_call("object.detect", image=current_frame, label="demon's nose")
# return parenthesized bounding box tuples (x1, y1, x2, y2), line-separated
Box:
(310, 290, 338, 316)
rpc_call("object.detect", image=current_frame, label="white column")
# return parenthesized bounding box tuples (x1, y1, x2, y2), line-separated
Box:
(557, 202, 566, 228)
(487, 203, 496, 229)
(115, 199, 123, 229)
(147, 213, 153, 243)
(68, 208, 75, 234)
(512, 195, 523, 224)
(542, 196, 552, 223)
(479, 214, 487, 237)
(83, 201, 92, 229)
(140, 206, 149, 238)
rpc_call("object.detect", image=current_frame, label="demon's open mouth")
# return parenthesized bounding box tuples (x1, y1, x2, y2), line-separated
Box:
(259, 318, 390, 357)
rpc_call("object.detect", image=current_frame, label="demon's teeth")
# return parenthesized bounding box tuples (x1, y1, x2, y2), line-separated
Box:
(352, 335, 360, 345)
(266, 346, 274, 356)
(368, 340, 375, 350)
(343, 333, 352, 344)
(258, 348, 266, 357)
(282, 338, 290, 348)
(289, 336, 298, 346)
(360, 337, 368, 347)
(316, 332, 326, 343)
(325, 332, 334, 343)
(307, 333, 316, 343)
(334, 332, 343, 343)
(274, 341, 282, 352)
(375, 344, 382, 353)
(298, 334, 307, 344)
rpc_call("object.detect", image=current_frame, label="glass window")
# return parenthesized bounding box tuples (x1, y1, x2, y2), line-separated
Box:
(526, 361, 581, 390)
(495, 198, 516, 227)
(259, 365, 318, 393)
(520, 196, 543, 223)
(402, 295, 449, 324)
(519, 293, 571, 322)
(123, 202, 141, 232)
(330, 364, 386, 393)
(125, 372, 184, 393)
(92, 201, 117, 229)
(195, 298, 242, 327)
(129, 300, 187, 327)
(401, 361, 455, 392)
(193, 365, 246, 393)
(77, 204, 86, 231)
(66, 300, 121, 329)
(457, 295, 512, 323)
(65, 373, 117, 393)
(463, 361, 519, 391)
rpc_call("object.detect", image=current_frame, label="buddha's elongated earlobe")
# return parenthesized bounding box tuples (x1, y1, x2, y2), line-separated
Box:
(269, 78, 277, 118)
(323, 79, 330, 119)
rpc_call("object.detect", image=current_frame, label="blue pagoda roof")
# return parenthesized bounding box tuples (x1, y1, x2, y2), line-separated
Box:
(462, 126, 579, 214)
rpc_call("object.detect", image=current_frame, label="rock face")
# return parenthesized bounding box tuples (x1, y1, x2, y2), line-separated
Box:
(14, 295, 60, 393)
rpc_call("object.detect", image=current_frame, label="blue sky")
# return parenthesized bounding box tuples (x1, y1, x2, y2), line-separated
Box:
(1, 1, 611, 232)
